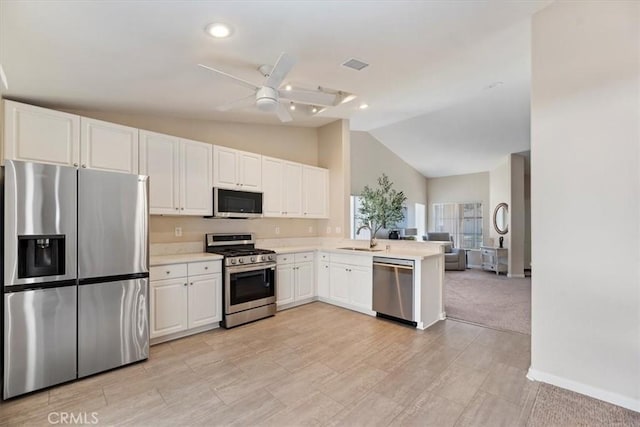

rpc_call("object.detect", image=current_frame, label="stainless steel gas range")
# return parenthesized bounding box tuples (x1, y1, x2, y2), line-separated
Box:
(205, 233, 276, 328)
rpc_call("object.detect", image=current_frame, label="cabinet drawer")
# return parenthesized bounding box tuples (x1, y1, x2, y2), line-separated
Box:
(150, 263, 187, 281)
(277, 254, 294, 265)
(330, 253, 372, 267)
(294, 252, 314, 263)
(318, 252, 330, 262)
(188, 260, 221, 276)
(481, 249, 494, 256)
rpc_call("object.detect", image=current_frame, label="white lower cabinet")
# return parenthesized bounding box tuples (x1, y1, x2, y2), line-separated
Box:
(150, 260, 221, 342)
(316, 252, 330, 299)
(323, 253, 374, 315)
(276, 252, 314, 309)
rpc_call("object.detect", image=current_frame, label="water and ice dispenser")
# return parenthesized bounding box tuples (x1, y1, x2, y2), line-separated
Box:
(17, 235, 66, 278)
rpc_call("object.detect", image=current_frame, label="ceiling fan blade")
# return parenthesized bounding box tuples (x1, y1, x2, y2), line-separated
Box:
(217, 94, 256, 111)
(198, 64, 260, 91)
(280, 88, 338, 107)
(275, 103, 293, 122)
(265, 52, 296, 89)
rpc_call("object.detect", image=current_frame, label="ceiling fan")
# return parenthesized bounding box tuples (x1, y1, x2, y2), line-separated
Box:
(198, 53, 346, 122)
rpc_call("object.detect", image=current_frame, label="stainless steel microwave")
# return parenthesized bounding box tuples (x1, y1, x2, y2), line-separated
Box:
(213, 188, 263, 218)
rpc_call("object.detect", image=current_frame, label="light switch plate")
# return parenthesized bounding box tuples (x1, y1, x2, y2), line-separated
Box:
(275, 226, 280, 235)
(175, 227, 182, 237)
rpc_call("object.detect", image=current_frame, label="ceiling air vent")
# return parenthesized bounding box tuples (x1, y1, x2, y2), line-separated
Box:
(342, 58, 369, 71)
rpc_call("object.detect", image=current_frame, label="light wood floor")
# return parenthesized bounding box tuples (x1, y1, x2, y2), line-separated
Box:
(1, 302, 538, 426)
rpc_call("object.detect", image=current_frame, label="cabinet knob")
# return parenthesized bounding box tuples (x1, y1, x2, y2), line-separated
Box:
(190, 282, 193, 286)
(183, 283, 187, 287)
(175, 207, 179, 211)
(82, 164, 87, 168)
(166, 271, 170, 275)
(73, 163, 78, 167)
(204, 266, 208, 270)
(181, 207, 184, 210)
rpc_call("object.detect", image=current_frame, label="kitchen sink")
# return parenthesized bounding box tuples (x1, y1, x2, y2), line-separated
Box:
(337, 247, 384, 252)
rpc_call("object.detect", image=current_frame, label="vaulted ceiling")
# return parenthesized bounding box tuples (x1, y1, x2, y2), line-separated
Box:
(0, 0, 550, 177)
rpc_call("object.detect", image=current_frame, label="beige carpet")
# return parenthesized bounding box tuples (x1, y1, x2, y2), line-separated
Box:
(527, 383, 640, 426)
(444, 268, 531, 334)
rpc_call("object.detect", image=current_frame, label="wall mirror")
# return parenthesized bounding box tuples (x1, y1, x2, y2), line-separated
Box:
(493, 202, 509, 235)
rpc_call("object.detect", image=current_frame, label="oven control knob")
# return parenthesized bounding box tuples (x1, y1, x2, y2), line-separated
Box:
(251, 256, 256, 262)
(239, 258, 244, 264)
(230, 259, 236, 265)
(269, 255, 275, 261)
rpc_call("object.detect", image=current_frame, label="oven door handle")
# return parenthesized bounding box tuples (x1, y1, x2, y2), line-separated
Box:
(226, 263, 276, 274)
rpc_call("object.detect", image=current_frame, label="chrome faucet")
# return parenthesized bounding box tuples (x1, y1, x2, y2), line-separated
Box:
(356, 224, 376, 248)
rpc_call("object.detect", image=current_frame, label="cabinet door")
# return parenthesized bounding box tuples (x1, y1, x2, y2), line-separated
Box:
(329, 263, 350, 304)
(295, 262, 315, 300)
(317, 261, 330, 298)
(213, 146, 238, 189)
(80, 117, 139, 173)
(239, 151, 262, 190)
(283, 162, 303, 217)
(261, 156, 284, 217)
(150, 278, 188, 338)
(276, 264, 295, 306)
(302, 166, 328, 218)
(187, 273, 221, 328)
(139, 130, 180, 215)
(349, 266, 373, 311)
(4, 100, 80, 166)
(180, 139, 213, 215)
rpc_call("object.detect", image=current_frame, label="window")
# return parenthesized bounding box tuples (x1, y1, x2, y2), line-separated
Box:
(432, 202, 482, 249)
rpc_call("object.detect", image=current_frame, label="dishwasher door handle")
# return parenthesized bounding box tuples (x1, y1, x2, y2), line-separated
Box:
(372, 262, 414, 270)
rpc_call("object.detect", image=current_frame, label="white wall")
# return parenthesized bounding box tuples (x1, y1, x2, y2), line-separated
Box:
(351, 131, 428, 235)
(530, 0, 640, 411)
(489, 157, 509, 248)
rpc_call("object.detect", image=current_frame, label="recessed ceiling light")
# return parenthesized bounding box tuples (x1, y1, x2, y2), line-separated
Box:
(289, 103, 296, 111)
(285, 84, 292, 91)
(205, 23, 232, 38)
(311, 106, 318, 113)
(359, 103, 369, 109)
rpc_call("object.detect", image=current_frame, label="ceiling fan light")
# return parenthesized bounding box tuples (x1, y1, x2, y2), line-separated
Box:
(205, 23, 232, 38)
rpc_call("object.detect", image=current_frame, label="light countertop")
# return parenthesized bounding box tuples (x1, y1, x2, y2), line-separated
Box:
(151, 245, 441, 266)
(267, 246, 442, 261)
(150, 252, 223, 266)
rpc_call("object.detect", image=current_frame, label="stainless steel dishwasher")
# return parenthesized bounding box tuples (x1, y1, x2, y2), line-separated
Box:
(372, 257, 416, 325)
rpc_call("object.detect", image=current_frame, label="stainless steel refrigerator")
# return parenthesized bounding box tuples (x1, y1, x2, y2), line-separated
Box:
(3, 160, 149, 399)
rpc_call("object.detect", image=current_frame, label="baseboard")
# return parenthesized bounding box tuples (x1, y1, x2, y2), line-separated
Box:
(527, 367, 640, 412)
(508, 273, 526, 278)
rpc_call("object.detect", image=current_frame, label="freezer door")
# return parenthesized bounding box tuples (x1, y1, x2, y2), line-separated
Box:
(78, 169, 148, 278)
(4, 286, 77, 399)
(78, 278, 149, 378)
(4, 160, 77, 286)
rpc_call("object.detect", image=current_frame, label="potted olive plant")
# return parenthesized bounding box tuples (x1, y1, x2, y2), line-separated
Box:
(357, 174, 407, 248)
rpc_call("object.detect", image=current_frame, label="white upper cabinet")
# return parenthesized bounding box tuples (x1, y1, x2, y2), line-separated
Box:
(139, 130, 212, 216)
(4, 101, 138, 174)
(139, 130, 180, 215)
(180, 138, 213, 216)
(213, 146, 262, 191)
(80, 117, 139, 173)
(302, 165, 329, 218)
(283, 162, 303, 217)
(4, 100, 80, 167)
(262, 156, 284, 217)
(262, 156, 303, 217)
